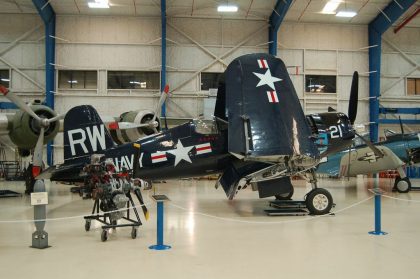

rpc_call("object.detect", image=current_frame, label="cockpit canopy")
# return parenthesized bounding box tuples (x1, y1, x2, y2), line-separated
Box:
(193, 119, 218, 135)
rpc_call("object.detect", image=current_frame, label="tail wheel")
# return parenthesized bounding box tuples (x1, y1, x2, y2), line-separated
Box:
(131, 227, 138, 239)
(101, 230, 108, 242)
(275, 187, 294, 200)
(305, 188, 333, 215)
(394, 176, 411, 193)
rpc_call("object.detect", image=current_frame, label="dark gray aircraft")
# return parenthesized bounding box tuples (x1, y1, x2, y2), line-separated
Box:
(3, 53, 361, 215)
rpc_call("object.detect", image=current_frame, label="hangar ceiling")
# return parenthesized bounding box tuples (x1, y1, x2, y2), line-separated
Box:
(0, 0, 419, 27)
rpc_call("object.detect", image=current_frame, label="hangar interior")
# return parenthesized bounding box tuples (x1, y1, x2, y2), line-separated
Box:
(0, 1, 419, 279)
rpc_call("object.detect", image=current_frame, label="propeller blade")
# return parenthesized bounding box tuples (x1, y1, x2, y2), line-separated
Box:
(134, 188, 149, 220)
(348, 71, 359, 124)
(398, 116, 405, 135)
(0, 85, 42, 122)
(32, 127, 44, 177)
(108, 121, 150, 130)
(48, 113, 65, 123)
(151, 85, 170, 123)
(355, 132, 384, 159)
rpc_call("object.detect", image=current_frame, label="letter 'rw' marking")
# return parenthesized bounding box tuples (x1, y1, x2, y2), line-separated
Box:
(67, 125, 107, 156)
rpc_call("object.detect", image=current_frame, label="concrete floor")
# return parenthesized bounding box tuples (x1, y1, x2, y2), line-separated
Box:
(1, 177, 420, 279)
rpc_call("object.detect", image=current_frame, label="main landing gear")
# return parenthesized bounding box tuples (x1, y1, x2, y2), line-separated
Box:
(393, 176, 411, 193)
(302, 170, 334, 215)
(305, 188, 333, 215)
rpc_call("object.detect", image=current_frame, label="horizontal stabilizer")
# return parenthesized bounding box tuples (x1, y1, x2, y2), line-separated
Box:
(339, 146, 403, 177)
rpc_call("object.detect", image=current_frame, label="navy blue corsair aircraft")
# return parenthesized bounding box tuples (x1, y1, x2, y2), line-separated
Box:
(41, 53, 360, 215)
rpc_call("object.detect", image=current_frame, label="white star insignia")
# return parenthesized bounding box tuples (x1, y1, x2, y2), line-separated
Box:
(166, 140, 194, 167)
(253, 68, 282, 90)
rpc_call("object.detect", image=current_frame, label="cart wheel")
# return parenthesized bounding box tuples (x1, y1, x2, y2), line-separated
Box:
(101, 230, 108, 242)
(131, 227, 138, 239)
(305, 188, 333, 215)
(85, 220, 91, 232)
(394, 176, 411, 193)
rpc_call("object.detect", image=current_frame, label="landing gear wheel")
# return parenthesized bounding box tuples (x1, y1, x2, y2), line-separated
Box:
(85, 220, 91, 232)
(394, 176, 411, 193)
(131, 227, 138, 239)
(101, 230, 108, 242)
(306, 188, 333, 215)
(275, 187, 294, 200)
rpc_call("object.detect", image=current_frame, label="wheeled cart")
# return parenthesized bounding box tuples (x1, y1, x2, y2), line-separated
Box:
(84, 192, 142, 242)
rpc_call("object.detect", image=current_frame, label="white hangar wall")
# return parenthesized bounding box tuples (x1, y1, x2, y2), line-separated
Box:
(55, 15, 268, 119)
(0, 14, 45, 163)
(0, 13, 418, 163)
(53, 15, 267, 162)
(0, 14, 44, 99)
(276, 22, 420, 136)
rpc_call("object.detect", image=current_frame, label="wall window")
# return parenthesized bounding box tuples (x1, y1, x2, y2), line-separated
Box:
(407, 78, 420, 96)
(0, 70, 10, 88)
(58, 70, 97, 89)
(305, 75, 336, 93)
(201, 72, 223, 90)
(107, 71, 159, 89)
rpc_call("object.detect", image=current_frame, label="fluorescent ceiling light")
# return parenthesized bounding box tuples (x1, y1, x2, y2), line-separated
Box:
(336, 11, 357, 18)
(217, 5, 238, 12)
(0, 78, 10, 82)
(88, 0, 109, 9)
(322, 0, 341, 14)
(68, 80, 78, 84)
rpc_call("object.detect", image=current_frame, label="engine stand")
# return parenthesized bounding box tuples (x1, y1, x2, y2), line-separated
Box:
(84, 192, 143, 242)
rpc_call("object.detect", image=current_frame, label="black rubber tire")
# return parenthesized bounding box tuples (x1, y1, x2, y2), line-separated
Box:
(85, 221, 91, 232)
(275, 187, 294, 200)
(305, 188, 333, 215)
(101, 230, 108, 242)
(131, 228, 138, 239)
(394, 176, 411, 193)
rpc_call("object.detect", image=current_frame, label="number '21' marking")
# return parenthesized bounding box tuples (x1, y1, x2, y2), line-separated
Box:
(329, 125, 343, 138)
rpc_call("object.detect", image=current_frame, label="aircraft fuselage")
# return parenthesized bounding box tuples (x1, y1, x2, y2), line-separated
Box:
(50, 120, 238, 183)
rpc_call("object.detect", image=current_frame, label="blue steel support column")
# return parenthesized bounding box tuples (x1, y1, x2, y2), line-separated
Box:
(368, 29, 381, 142)
(368, 0, 417, 142)
(32, 0, 56, 165)
(45, 17, 55, 165)
(161, 0, 167, 120)
(268, 0, 292, 56)
(367, 0, 416, 236)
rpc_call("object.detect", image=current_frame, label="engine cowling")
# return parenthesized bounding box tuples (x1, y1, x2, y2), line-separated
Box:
(8, 104, 59, 154)
(110, 110, 160, 144)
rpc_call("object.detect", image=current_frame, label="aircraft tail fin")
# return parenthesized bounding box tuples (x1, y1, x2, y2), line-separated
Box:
(63, 105, 115, 163)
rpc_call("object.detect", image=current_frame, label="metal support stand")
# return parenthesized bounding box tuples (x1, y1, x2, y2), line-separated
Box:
(369, 177, 387, 236)
(149, 195, 171, 250)
(31, 180, 50, 249)
(84, 192, 143, 242)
